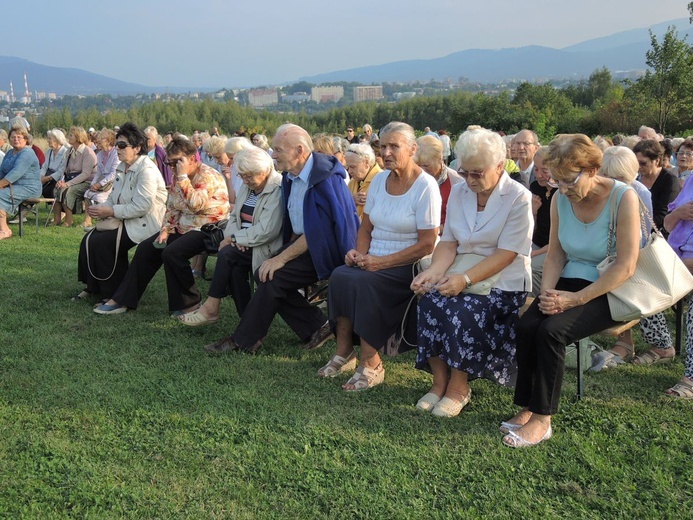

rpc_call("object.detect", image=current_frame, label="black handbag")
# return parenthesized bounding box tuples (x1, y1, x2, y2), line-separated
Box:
(200, 220, 229, 254)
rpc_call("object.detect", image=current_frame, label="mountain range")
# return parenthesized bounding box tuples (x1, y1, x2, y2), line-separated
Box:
(299, 18, 693, 84)
(1, 18, 691, 97)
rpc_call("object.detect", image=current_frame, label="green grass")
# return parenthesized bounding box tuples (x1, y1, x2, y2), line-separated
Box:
(1, 206, 691, 518)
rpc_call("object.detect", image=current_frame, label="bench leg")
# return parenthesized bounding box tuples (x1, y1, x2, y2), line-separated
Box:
(675, 300, 684, 357)
(575, 337, 588, 400)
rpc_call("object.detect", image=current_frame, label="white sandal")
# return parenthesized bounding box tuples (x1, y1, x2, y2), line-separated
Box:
(343, 363, 384, 392)
(317, 352, 357, 378)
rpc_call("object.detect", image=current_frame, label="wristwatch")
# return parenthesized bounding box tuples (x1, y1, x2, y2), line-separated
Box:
(463, 272, 473, 289)
(230, 234, 237, 244)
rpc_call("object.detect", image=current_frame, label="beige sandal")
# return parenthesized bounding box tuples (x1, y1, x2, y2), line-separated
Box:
(633, 349, 674, 366)
(317, 352, 357, 378)
(178, 309, 218, 327)
(343, 363, 384, 392)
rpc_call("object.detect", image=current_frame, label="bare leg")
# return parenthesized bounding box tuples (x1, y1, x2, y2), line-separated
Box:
(196, 297, 222, 320)
(443, 368, 470, 402)
(333, 317, 356, 359)
(0, 210, 12, 239)
(509, 413, 552, 443)
(426, 356, 449, 398)
(342, 338, 381, 390)
(82, 200, 93, 227)
(503, 407, 533, 428)
(53, 201, 63, 224)
(62, 206, 74, 226)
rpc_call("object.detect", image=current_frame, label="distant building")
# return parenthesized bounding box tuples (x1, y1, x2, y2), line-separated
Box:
(248, 88, 279, 108)
(311, 86, 344, 103)
(283, 92, 311, 103)
(393, 92, 417, 101)
(354, 85, 384, 102)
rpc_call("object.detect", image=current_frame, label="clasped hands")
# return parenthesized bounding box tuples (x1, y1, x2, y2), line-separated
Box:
(345, 249, 383, 272)
(537, 289, 577, 315)
(411, 270, 465, 298)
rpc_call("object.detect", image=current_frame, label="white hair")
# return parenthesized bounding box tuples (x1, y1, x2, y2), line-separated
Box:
(346, 142, 375, 167)
(379, 121, 416, 147)
(144, 126, 159, 139)
(234, 145, 275, 176)
(225, 136, 253, 155)
(454, 128, 506, 167)
(600, 146, 638, 184)
(274, 123, 314, 153)
(47, 128, 68, 146)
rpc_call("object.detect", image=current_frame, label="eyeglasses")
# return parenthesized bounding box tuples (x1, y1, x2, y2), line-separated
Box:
(115, 141, 132, 149)
(547, 171, 583, 189)
(457, 168, 485, 179)
(166, 157, 182, 167)
(238, 172, 255, 181)
(515, 141, 537, 147)
(677, 151, 693, 158)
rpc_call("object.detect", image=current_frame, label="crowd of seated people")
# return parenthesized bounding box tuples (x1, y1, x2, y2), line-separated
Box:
(4, 117, 693, 450)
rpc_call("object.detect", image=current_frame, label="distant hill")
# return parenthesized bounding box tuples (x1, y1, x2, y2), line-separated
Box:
(0, 56, 200, 96)
(299, 18, 693, 84)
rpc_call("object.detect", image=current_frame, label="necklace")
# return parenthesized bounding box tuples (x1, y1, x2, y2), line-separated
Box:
(387, 172, 415, 195)
(573, 203, 588, 230)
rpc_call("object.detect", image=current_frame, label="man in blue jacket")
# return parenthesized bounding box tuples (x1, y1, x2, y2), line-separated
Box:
(205, 123, 360, 354)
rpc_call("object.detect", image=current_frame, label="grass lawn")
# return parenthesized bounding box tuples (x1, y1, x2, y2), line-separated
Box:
(1, 206, 691, 518)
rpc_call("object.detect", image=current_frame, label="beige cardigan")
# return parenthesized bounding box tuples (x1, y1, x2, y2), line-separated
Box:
(105, 155, 168, 243)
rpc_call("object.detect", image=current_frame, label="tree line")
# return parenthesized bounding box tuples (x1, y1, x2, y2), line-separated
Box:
(27, 27, 693, 142)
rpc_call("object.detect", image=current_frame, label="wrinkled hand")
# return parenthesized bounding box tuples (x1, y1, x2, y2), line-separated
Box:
(411, 270, 444, 296)
(258, 256, 286, 282)
(87, 204, 114, 218)
(353, 191, 367, 206)
(353, 253, 383, 272)
(434, 274, 466, 298)
(532, 194, 542, 215)
(56, 180, 68, 189)
(675, 202, 693, 221)
(345, 249, 360, 267)
(157, 229, 169, 245)
(538, 289, 577, 315)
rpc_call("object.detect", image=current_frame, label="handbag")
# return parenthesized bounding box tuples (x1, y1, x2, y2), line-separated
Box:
(95, 216, 122, 231)
(419, 253, 500, 295)
(596, 185, 693, 321)
(200, 219, 229, 254)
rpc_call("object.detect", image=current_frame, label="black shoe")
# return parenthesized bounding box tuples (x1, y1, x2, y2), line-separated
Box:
(303, 321, 334, 351)
(204, 336, 239, 354)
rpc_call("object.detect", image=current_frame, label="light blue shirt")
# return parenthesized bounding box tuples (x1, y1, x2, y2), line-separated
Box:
(287, 154, 313, 235)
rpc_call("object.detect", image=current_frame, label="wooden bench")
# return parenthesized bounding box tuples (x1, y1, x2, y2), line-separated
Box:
(16, 197, 55, 237)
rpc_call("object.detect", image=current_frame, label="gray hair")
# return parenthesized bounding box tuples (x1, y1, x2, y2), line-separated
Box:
(235, 145, 275, 177)
(47, 128, 68, 146)
(379, 121, 416, 147)
(638, 125, 657, 140)
(600, 146, 638, 184)
(253, 133, 270, 151)
(454, 128, 506, 167)
(332, 136, 349, 155)
(144, 126, 159, 139)
(205, 135, 228, 156)
(619, 135, 641, 150)
(346, 142, 375, 167)
(274, 123, 314, 153)
(225, 136, 253, 155)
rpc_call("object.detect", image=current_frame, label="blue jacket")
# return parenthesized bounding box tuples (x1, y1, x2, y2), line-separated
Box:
(282, 152, 359, 280)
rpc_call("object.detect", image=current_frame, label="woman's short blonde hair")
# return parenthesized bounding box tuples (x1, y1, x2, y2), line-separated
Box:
(600, 146, 638, 184)
(98, 128, 116, 146)
(544, 134, 602, 179)
(415, 135, 443, 165)
(69, 126, 89, 146)
(205, 135, 228, 156)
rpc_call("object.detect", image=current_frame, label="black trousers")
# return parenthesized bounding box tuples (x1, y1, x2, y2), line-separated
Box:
(514, 277, 620, 415)
(112, 231, 206, 312)
(232, 250, 326, 350)
(77, 226, 137, 299)
(208, 244, 253, 317)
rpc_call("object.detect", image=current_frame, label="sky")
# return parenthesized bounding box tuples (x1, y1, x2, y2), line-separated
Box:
(5, 0, 690, 89)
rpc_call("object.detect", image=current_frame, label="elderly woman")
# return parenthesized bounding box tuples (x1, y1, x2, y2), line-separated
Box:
(178, 146, 283, 324)
(633, 139, 680, 232)
(345, 142, 383, 218)
(411, 129, 533, 418)
(415, 135, 463, 231)
(93, 136, 229, 315)
(39, 129, 69, 198)
(75, 122, 168, 302)
(503, 134, 640, 448)
(224, 136, 254, 202)
(320, 122, 441, 390)
(82, 128, 119, 228)
(0, 126, 41, 239)
(528, 146, 556, 296)
(674, 138, 693, 187)
(53, 126, 97, 227)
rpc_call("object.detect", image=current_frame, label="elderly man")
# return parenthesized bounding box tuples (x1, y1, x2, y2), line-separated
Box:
(144, 126, 173, 186)
(512, 129, 539, 188)
(345, 142, 382, 219)
(638, 125, 658, 141)
(205, 123, 360, 354)
(415, 135, 463, 231)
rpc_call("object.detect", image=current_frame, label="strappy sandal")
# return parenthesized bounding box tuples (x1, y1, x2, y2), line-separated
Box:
(177, 309, 218, 327)
(633, 349, 674, 366)
(317, 352, 357, 378)
(343, 363, 384, 392)
(665, 380, 693, 399)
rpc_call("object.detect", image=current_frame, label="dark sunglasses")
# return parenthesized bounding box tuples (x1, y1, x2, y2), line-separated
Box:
(115, 141, 132, 149)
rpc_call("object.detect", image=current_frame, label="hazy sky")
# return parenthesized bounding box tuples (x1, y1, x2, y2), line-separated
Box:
(6, 0, 690, 89)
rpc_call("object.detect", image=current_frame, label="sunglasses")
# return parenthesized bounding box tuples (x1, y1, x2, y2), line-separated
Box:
(166, 158, 181, 168)
(115, 141, 132, 149)
(457, 168, 485, 180)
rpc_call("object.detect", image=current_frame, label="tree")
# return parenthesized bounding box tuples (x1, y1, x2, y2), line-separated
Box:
(627, 27, 693, 133)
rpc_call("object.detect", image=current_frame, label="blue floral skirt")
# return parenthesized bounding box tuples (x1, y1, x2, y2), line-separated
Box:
(416, 288, 526, 387)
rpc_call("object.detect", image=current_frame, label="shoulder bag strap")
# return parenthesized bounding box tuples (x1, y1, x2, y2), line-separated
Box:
(85, 223, 123, 281)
